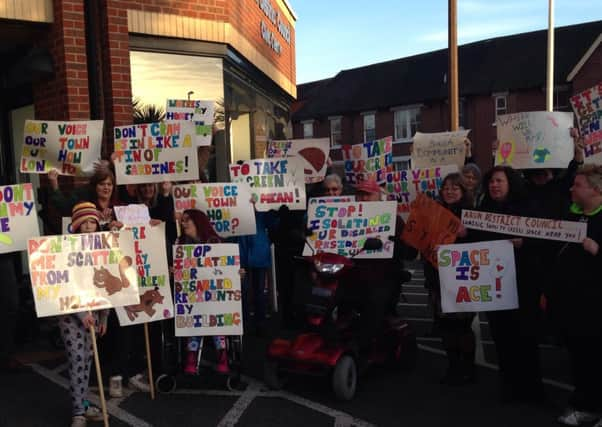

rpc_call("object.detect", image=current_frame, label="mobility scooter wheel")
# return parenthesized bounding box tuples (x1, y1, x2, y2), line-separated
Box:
(263, 361, 284, 390)
(332, 355, 357, 401)
(156, 374, 177, 394)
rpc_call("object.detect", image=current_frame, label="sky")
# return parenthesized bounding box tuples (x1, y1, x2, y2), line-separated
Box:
(293, 0, 602, 84)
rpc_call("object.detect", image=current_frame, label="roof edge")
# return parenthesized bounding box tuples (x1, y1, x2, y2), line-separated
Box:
(566, 32, 602, 82)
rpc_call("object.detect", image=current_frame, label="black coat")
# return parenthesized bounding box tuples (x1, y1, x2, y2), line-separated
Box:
(548, 203, 602, 336)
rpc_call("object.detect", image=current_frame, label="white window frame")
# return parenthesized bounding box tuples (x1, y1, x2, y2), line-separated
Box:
(361, 111, 376, 142)
(392, 155, 411, 171)
(493, 92, 508, 125)
(392, 105, 421, 143)
(328, 115, 342, 147)
(301, 119, 314, 139)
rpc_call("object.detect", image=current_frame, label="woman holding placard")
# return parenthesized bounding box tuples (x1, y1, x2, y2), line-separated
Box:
(423, 173, 476, 385)
(61, 202, 108, 427)
(473, 166, 544, 404)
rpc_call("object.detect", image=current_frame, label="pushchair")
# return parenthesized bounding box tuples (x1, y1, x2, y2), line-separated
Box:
(154, 318, 244, 393)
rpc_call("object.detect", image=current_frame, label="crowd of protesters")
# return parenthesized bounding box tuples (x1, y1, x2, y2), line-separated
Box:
(0, 127, 601, 427)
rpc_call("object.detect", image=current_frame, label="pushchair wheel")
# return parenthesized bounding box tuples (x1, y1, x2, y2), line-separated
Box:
(226, 374, 245, 392)
(156, 374, 176, 394)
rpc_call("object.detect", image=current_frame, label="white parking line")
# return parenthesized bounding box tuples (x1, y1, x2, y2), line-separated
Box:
(216, 381, 262, 427)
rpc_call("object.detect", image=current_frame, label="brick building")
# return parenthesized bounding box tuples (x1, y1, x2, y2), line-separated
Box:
(292, 21, 602, 174)
(0, 0, 297, 189)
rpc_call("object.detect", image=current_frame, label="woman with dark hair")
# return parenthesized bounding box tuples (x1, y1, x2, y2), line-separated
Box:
(48, 162, 119, 229)
(474, 166, 544, 403)
(424, 173, 476, 385)
(176, 209, 232, 374)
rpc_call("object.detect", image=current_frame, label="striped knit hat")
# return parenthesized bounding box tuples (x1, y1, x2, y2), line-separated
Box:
(71, 202, 100, 232)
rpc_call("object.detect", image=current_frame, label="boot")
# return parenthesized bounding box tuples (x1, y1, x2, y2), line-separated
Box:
(184, 351, 197, 375)
(216, 349, 229, 373)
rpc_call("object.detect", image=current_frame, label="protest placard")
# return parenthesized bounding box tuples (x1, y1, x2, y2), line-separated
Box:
(438, 240, 519, 313)
(341, 137, 393, 184)
(570, 83, 602, 163)
(411, 130, 469, 168)
(116, 224, 174, 326)
(304, 200, 397, 259)
(308, 196, 355, 205)
(461, 209, 587, 243)
(384, 165, 458, 220)
(172, 183, 256, 236)
(267, 138, 330, 183)
(28, 230, 139, 317)
(173, 243, 243, 336)
(495, 111, 574, 169)
(0, 183, 40, 254)
(166, 99, 214, 146)
(113, 121, 199, 184)
(401, 193, 460, 266)
(20, 120, 103, 176)
(114, 204, 151, 226)
(229, 158, 306, 211)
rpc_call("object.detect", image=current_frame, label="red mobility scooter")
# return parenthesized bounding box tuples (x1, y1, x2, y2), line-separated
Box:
(265, 238, 416, 400)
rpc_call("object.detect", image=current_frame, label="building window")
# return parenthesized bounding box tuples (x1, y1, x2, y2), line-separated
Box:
(363, 113, 376, 142)
(302, 121, 313, 138)
(329, 116, 342, 146)
(394, 106, 421, 141)
(495, 94, 507, 119)
(393, 157, 410, 171)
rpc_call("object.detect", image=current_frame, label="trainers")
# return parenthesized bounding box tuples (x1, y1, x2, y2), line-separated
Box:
(558, 408, 599, 426)
(109, 375, 123, 398)
(83, 404, 104, 422)
(129, 373, 151, 392)
(216, 349, 229, 374)
(71, 415, 86, 427)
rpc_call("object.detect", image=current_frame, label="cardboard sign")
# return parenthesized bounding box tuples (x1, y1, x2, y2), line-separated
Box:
(267, 138, 330, 183)
(229, 158, 306, 211)
(27, 230, 140, 317)
(495, 111, 573, 169)
(411, 130, 469, 168)
(341, 137, 393, 184)
(166, 99, 214, 146)
(308, 196, 355, 205)
(438, 240, 519, 313)
(384, 165, 459, 220)
(401, 193, 460, 266)
(173, 243, 243, 336)
(116, 224, 174, 326)
(113, 121, 199, 184)
(20, 120, 103, 176)
(461, 209, 587, 243)
(172, 183, 256, 236)
(570, 83, 602, 163)
(304, 200, 397, 259)
(114, 204, 151, 226)
(0, 184, 40, 254)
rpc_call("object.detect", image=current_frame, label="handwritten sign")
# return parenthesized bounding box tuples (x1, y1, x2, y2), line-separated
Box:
(308, 196, 355, 205)
(229, 158, 306, 211)
(401, 193, 460, 266)
(116, 224, 174, 326)
(267, 138, 330, 183)
(461, 209, 587, 243)
(113, 121, 199, 184)
(384, 165, 458, 220)
(341, 137, 393, 184)
(114, 204, 151, 226)
(166, 99, 214, 146)
(21, 120, 103, 176)
(173, 243, 243, 336)
(570, 83, 602, 163)
(0, 184, 40, 254)
(411, 130, 469, 168)
(438, 240, 518, 313)
(27, 231, 139, 317)
(304, 201, 397, 258)
(495, 111, 573, 169)
(172, 183, 256, 236)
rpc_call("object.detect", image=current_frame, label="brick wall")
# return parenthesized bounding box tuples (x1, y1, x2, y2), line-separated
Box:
(572, 43, 602, 93)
